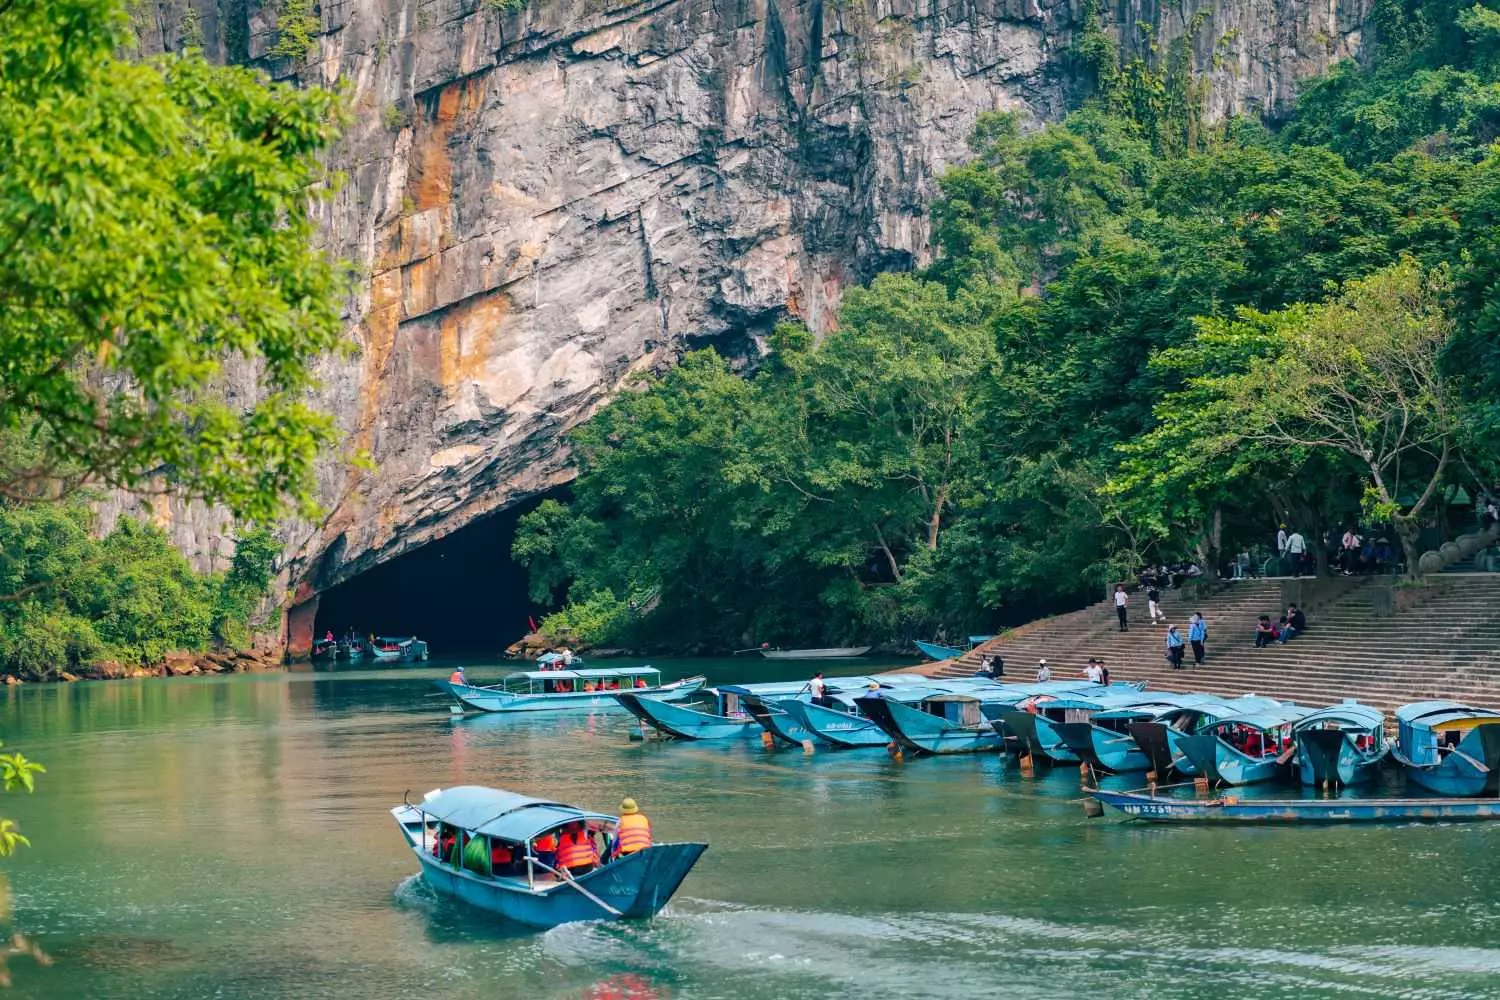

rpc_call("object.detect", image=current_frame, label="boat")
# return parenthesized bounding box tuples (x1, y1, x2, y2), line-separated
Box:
(536, 651, 583, 667)
(370, 635, 430, 662)
(1175, 703, 1313, 786)
(446, 667, 705, 713)
(758, 646, 872, 660)
(617, 680, 831, 740)
(390, 785, 707, 928)
(311, 636, 338, 661)
(770, 679, 949, 748)
(1044, 693, 1225, 772)
(912, 636, 994, 662)
(744, 675, 936, 747)
(1127, 695, 1287, 777)
(858, 680, 1116, 756)
(1390, 701, 1500, 796)
(1292, 701, 1389, 787)
(1088, 787, 1500, 824)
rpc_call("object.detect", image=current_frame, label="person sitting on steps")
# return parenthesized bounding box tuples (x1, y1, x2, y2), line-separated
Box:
(1278, 603, 1307, 643)
(1254, 615, 1277, 648)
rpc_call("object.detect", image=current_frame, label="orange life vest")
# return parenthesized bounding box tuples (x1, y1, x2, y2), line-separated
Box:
(557, 830, 599, 870)
(449, 671, 465, 684)
(491, 840, 513, 867)
(533, 832, 558, 853)
(616, 813, 652, 855)
(634, 678, 648, 688)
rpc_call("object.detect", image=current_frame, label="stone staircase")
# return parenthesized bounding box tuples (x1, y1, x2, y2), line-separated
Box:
(919, 575, 1500, 712)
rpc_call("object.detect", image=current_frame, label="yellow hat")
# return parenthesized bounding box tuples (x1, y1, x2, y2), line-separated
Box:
(620, 798, 639, 815)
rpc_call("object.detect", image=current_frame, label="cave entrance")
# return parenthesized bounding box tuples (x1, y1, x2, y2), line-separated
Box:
(313, 490, 563, 656)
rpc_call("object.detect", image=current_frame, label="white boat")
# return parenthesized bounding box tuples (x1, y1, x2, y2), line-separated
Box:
(758, 646, 872, 660)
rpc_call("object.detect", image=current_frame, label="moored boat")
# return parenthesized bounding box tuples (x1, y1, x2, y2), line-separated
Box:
(1088, 786, 1500, 824)
(1048, 693, 1224, 772)
(1175, 704, 1312, 786)
(370, 635, 430, 662)
(1292, 701, 1389, 787)
(1127, 695, 1286, 778)
(1390, 701, 1500, 796)
(859, 680, 1111, 755)
(912, 636, 995, 662)
(758, 646, 872, 660)
(746, 675, 938, 747)
(619, 679, 840, 740)
(447, 667, 704, 713)
(391, 785, 707, 928)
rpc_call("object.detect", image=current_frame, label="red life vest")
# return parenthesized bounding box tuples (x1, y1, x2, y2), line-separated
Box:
(557, 830, 599, 869)
(616, 813, 652, 855)
(533, 832, 558, 853)
(491, 840, 513, 867)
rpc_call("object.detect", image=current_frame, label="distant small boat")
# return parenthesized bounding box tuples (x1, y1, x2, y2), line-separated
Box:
(311, 637, 338, 661)
(1391, 701, 1500, 796)
(536, 651, 583, 667)
(1089, 787, 1500, 824)
(758, 646, 872, 660)
(391, 785, 707, 928)
(370, 636, 429, 662)
(446, 667, 704, 713)
(1292, 701, 1389, 787)
(913, 636, 995, 662)
(1175, 703, 1313, 786)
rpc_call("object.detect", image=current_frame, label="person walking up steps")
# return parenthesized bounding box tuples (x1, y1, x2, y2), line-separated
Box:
(1114, 584, 1129, 632)
(1188, 612, 1207, 665)
(1165, 625, 1185, 670)
(1147, 581, 1164, 624)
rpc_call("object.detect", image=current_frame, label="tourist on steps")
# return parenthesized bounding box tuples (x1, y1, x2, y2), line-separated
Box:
(1114, 584, 1129, 632)
(1082, 658, 1103, 684)
(1285, 529, 1308, 577)
(613, 798, 653, 859)
(1147, 582, 1164, 624)
(1254, 615, 1277, 648)
(1278, 603, 1307, 643)
(1035, 659, 1051, 682)
(1188, 613, 1207, 665)
(1276, 523, 1288, 560)
(1165, 625, 1186, 670)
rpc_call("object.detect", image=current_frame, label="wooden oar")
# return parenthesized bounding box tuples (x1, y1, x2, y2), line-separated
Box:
(527, 858, 624, 917)
(1443, 745, 1492, 773)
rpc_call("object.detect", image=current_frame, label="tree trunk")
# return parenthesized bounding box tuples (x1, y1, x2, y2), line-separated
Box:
(1394, 516, 1423, 579)
(927, 483, 950, 551)
(873, 523, 902, 583)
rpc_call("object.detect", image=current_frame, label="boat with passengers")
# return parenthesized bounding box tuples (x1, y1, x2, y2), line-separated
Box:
(1175, 702, 1313, 786)
(857, 680, 1119, 755)
(1043, 692, 1225, 771)
(1126, 695, 1288, 777)
(1390, 701, 1500, 796)
(391, 785, 707, 928)
(445, 667, 705, 713)
(1292, 700, 1389, 787)
(741, 675, 936, 747)
(618, 677, 876, 740)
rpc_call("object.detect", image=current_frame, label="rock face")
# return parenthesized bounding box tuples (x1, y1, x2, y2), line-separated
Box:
(132, 0, 1370, 603)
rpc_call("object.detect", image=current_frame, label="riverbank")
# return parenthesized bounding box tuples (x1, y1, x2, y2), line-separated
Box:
(4, 647, 284, 684)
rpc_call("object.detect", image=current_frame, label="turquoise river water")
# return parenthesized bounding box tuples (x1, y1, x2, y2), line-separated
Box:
(3, 657, 1500, 999)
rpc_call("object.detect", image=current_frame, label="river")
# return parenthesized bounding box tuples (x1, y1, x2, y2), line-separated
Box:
(3, 659, 1498, 999)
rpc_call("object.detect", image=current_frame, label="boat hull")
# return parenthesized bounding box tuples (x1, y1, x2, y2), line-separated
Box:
(1090, 788, 1500, 824)
(997, 711, 1080, 763)
(779, 699, 891, 748)
(1054, 722, 1151, 772)
(745, 699, 814, 746)
(859, 697, 1002, 755)
(616, 692, 757, 740)
(914, 640, 962, 662)
(1296, 728, 1384, 787)
(448, 677, 704, 714)
(1395, 723, 1500, 796)
(759, 646, 872, 659)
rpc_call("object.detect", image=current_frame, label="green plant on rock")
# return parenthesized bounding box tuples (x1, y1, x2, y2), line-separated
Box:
(270, 0, 319, 61)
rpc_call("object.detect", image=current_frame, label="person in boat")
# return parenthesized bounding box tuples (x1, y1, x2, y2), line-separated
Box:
(613, 798, 652, 859)
(531, 829, 559, 871)
(810, 672, 832, 708)
(1035, 658, 1051, 682)
(583, 680, 597, 692)
(434, 824, 458, 864)
(323, 629, 334, 643)
(634, 676, 648, 688)
(560, 647, 576, 666)
(449, 667, 466, 685)
(490, 837, 515, 876)
(557, 822, 599, 876)
(862, 680, 883, 699)
(1082, 658, 1103, 684)
(974, 655, 998, 679)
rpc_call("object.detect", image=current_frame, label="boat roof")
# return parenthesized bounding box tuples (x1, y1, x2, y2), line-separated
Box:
(1395, 700, 1500, 724)
(1092, 693, 1224, 720)
(417, 786, 613, 842)
(1294, 701, 1385, 731)
(504, 667, 661, 682)
(716, 680, 819, 697)
(968, 635, 995, 645)
(1208, 705, 1312, 729)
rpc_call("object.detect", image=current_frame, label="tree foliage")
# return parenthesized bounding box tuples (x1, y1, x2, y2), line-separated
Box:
(0, 0, 347, 522)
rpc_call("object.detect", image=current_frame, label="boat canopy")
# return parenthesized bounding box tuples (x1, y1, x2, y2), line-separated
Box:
(967, 635, 995, 645)
(1395, 700, 1500, 726)
(715, 680, 820, 698)
(419, 786, 613, 842)
(1294, 702, 1386, 732)
(1091, 693, 1223, 720)
(503, 667, 661, 682)
(1208, 705, 1311, 730)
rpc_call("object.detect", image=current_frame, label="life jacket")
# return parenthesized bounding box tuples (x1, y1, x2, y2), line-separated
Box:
(557, 830, 598, 870)
(634, 678, 648, 689)
(491, 840, 513, 867)
(449, 671, 465, 684)
(616, 813, 652, 855)
(533, 832, 558, 853)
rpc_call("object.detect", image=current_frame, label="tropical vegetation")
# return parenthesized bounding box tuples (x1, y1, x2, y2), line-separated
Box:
(517, 0, 1500, 649)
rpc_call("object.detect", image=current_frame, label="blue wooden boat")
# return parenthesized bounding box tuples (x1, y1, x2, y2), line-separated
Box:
(859, 680, 1114, 756)
(1292, 701, 1389, 788)
(446, 668, 704, 714)
(391, 785, 706, 928)
(371, 635, 430, 662)
(1391, 701, 1500, 796)
(617, 680, 820, 740)
(999, 689, 1178, 765)
(1048, 693, 1224, 772)
(913, 636, 995, 662)
(1089, 787, 1500, 824)
(754, 676, 946, 748)
(1175, 704, 1313, 786)
(1127, 695, 1287, 777)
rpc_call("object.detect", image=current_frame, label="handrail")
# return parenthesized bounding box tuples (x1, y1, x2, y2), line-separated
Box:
(525, 857, 624, 917)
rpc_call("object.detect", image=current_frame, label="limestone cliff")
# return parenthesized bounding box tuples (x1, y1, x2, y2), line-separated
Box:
(131, 0, 1369, 609)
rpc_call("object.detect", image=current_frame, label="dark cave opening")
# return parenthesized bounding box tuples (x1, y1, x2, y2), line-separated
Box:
(313, 489, 566, 655)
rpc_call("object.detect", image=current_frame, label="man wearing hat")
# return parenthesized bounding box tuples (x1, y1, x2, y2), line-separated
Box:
(1035, 659, 1051, 682)
(863, 680, 884, 700)
(614, 798, 652, 859)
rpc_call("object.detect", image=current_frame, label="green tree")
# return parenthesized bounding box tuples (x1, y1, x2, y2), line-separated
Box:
(0, 0, 347, 522)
